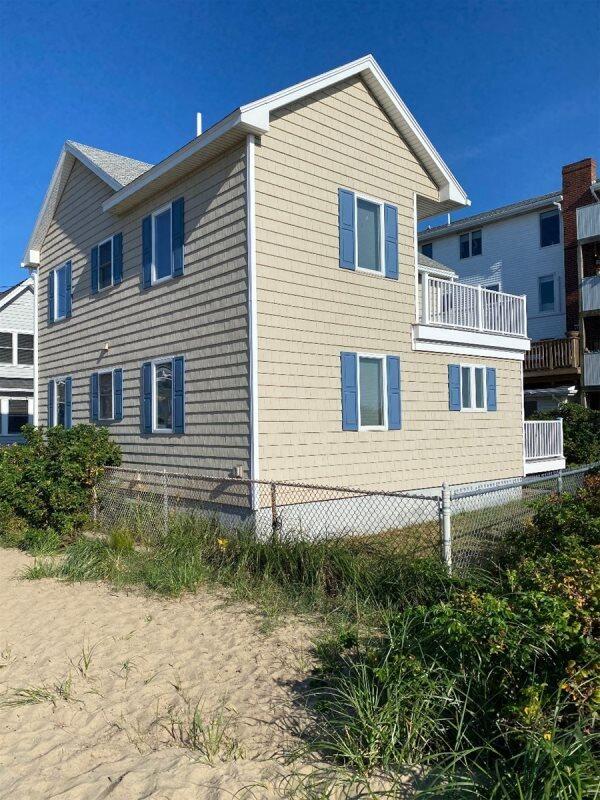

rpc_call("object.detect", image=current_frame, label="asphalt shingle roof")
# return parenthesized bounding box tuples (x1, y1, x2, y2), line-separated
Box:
(66, 141, 153, 188)
(417, 252, 457, 276)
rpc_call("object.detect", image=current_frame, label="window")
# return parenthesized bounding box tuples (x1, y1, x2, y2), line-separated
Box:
(483, 282, 501, 292)
(154, 360, 173, 431)
(98, 238, 113, 290)
(0, 332, 11, 364)
(17, 334, 33, 365)
(358, 355, 386, 429)
(459, 365, 486, 411)
(459, 229, 482, 259)
(153, 205, 173, 282)
(7, 399, 29, 434)
(54, 264, 68, 319)
(356, 198, 382, 272)
(421, 242, 433, 258)
(539, 275, 556, 313)
(98, 371, 114, 421)
(55, 379, 67, 427)
(540, 209, 560, 248)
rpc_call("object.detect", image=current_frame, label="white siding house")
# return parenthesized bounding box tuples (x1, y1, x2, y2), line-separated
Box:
(0, 277, 35, 443)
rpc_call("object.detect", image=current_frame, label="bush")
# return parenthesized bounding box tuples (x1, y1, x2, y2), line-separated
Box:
(0, 424, 121, 547)
(532, 404, 600, 465)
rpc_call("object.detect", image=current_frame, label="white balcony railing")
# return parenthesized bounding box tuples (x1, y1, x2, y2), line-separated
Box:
(524, 420, 564, 462)
(421, 275, 527, 338)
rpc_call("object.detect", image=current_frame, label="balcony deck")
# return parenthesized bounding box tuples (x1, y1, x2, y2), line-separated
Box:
(524, 336, 580, 378)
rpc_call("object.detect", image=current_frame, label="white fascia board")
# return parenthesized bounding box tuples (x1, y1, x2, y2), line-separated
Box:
(0, 277, 34, 312)
(413, 324, 530, 360)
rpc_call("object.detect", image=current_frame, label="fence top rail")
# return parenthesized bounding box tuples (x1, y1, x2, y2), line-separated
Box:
(102, 465, 441, 502)
(451, 462, 599, 500)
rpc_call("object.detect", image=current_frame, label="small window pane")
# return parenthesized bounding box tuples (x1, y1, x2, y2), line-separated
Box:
(155, 361, 173, 430)
(98, 240, 113, 289)
(8, 399, 28, 434)
(356, 199, 381, 271)
(421, 243, 433, 258)
(56, 266, 67, 319)
(471, 230, 482, 256)
(461, 366, 471, 408)
(17, 334, 33, 365)
(99, 372, 114, 420)
(475, 367, 485, 409)
(154, 208, 172, 281)
(0, 331, 12, 364)
(485, 283, 500, 292)
(540, 210, 560, 247)
(56, 380, 66, 427)
(539, 277, 555, 312)
(359, 357, 384, 427)
(459, 233, 470, 259)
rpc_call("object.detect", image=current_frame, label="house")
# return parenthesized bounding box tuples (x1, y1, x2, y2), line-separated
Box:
(418, 158, 600, 414)
(21, 55, 562, 521)
(0, 277, 35, 444)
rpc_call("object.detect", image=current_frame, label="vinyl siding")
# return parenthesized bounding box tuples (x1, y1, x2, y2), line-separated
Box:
(0, 287, 34, 384)
(38, 147, 250, 482)
(254, 76, 524, 491)
(421, 210, 566, 341)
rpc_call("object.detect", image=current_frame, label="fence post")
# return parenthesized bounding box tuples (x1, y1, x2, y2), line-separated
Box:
(162, 468, 169, 535)
(441, 481, 452, 575)
(557, 469, 563, 495)
(270, 482, 279, 542)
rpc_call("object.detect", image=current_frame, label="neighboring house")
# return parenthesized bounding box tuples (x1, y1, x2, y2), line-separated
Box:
(0, 277, 34, 444)
(21, 55, 560, 520)
(418, 158, 600, 414)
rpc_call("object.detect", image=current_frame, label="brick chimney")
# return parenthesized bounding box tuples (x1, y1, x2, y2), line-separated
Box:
(562, 158, 597, 331)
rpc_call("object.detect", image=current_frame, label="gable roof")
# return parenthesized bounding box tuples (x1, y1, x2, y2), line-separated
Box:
(417, 252, 457, 279)
(101, 55, 469, 216)
(419, 190, 562, 243)
(22, 141, 152, 266)
(0, 276, 34, 312)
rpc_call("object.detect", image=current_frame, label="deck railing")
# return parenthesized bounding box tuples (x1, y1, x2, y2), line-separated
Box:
(421, 275, 527, 337)
(524, 420, 563, 462)
(524, 336, 580, 373)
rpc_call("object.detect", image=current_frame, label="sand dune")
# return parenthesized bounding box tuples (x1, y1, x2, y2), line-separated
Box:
(0, 549, 315, 799)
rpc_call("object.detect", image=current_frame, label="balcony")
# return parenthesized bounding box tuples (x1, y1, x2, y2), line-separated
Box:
(577, 203, 600, 243)
(524, 336, 580, 378)
(414, 275, 529, 358)
(524, 420, 565, 475)
(582, 276, 600, 312)
(584, 352, 600, 387)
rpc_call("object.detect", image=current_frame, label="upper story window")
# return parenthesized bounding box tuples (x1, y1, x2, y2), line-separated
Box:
(91, 234, 123, 294)
(460, 229, 482, 259)
(142, 198, 185, 288)
(461, 365, 486, 411)
(153, 205, 173, 282)
(0, 332, 34, 365)
(337, 189, 398, 280)
(17, 334, 34, 365)
(421, 242, 433, 258)
(539, 275, 556, 313)
(356, 198, 383, 273)
(98, 238, 113, 290)
(0, 332, 12, 364)
(540, 209, 560, 247)
(54, 263, 68, 319)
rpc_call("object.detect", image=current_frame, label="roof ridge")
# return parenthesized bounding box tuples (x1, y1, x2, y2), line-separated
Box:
(66, 140, 153, 169)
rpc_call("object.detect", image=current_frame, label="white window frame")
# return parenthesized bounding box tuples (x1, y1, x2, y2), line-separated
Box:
(357, 353, 388, 431)
(151, 356, 175, 433)
(0, 397, 33, 437)
(0, 330, 34, 367)
(538, 274, 557, 314)
(53, 262, 69, 320)
(53, 376, 68, 427)
(458, 364, 487, 412)
(354, 193, 385, 276)
(0, 330, 14, 365)
(97, 368, 115, 421)
(482, 280, 502, 292)
(459, 229, 482, 259)
(97, 236, 114, 291)
(151, 203, 173, 285)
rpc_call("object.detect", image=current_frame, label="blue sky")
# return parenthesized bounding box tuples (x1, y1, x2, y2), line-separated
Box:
(1, 0, 598, 288)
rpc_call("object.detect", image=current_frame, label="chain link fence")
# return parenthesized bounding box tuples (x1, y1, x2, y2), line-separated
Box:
(95, 463, 599, 571)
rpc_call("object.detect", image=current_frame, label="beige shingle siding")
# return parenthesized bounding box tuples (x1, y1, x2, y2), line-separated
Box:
(38, 146, 251, 482)
(254, 76, 524, 491)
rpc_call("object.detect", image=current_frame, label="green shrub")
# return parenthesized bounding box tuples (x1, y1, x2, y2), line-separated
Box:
(532, 404, 600, 465)
(0, 424, 121, 545)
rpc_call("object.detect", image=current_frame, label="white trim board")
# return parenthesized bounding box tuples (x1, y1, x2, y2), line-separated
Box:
(246, 134, 259, 507)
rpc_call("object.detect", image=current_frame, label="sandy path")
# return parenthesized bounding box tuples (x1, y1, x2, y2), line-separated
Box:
(0, 549, 315, 800)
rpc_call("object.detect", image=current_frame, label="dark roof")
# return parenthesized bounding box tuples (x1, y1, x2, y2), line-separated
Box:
(418, 252, 457, 277)
(419, 190, 561, 241)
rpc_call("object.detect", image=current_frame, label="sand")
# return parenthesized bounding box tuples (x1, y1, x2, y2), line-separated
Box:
(0, 549, 316, 800)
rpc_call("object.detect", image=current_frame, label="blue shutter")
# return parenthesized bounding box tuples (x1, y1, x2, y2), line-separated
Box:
(48, 271, 55, 323)
(90, 373, 99, 422)
(113, 233, 123, 285)
(340, 352, 358, 431)
(114, 368, 123, 421)
(386, 355, 402, 429)
(47, 380, 54, 426)
(65, 261, 72, 317)
(171, 198, 184, 277)
(91, 247, 99, 294)
(173, 356, 185, 433)
(142, 216, 152, 288)
(64, 377, 72, 429)
(486, 367, 497, 411)
(142, 362, 152, 433)
(448, 364, 461, 411)
(384, 204, 399, 280)
(338, 189, 355, 270)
